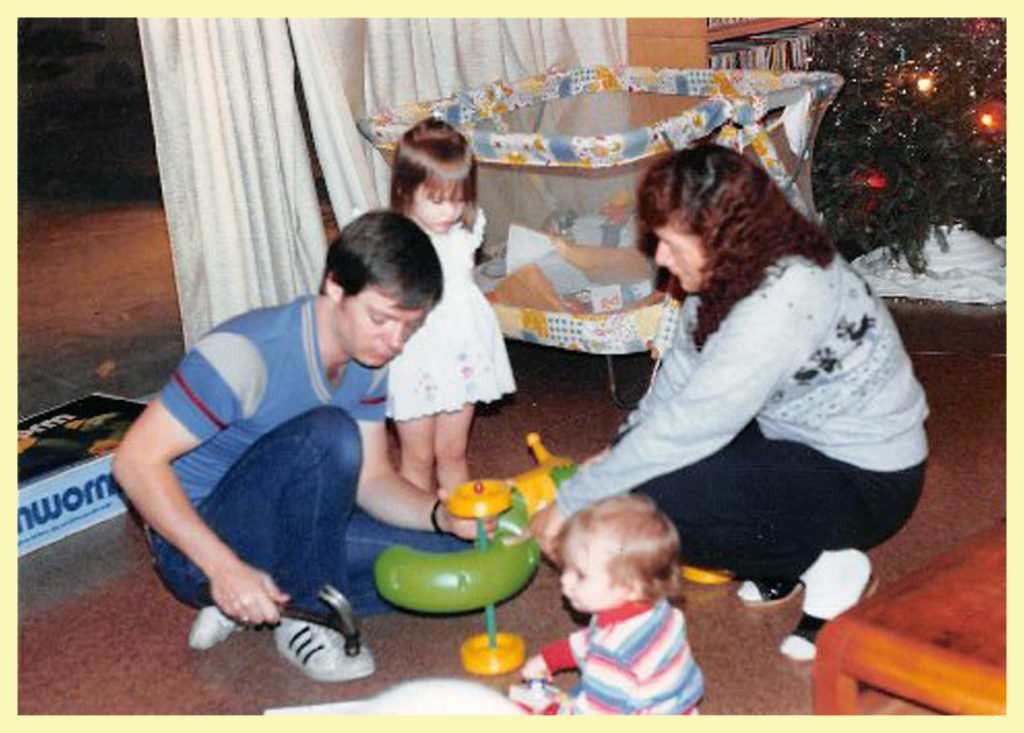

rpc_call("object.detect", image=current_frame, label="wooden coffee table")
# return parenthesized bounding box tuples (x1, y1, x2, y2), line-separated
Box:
(814, 524, 1006, 715)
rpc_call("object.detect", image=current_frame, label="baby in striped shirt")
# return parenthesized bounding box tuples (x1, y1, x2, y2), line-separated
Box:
(521, 494, 704, 715)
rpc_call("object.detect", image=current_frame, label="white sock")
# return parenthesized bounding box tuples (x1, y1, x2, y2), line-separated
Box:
(779, 550, 872, 661)
(779, 634, 817, 661)
(799, 549, 872, 619)
(736, 580, 761, 602)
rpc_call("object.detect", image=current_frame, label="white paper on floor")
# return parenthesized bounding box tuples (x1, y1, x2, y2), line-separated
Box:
(852, 226, 1006, 304)
(264, 678, 525, 715)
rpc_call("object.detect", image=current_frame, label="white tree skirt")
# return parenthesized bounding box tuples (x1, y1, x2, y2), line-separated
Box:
(852, 226, 1006, 305)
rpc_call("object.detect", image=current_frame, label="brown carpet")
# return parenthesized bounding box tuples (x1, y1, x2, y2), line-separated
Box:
(18, 205, 1006, 714)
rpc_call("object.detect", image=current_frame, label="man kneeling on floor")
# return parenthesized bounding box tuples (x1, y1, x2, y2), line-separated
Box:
(113, 211, 482, 682)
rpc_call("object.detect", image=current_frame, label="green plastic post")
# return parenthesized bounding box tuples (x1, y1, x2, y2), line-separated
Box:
(477, 517, 498, 648)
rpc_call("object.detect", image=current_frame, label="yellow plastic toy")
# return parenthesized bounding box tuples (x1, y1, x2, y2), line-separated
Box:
(380, 432, 732, 675)
(515, 433, 731, 586)
(445, 478, 512, 519)
(446, 434, 578, 675)
(681, 566, 735, 584)
(510, 432, 576, 515)
(446, 479, 525, 675)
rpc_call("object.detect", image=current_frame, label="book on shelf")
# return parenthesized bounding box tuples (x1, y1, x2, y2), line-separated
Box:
(708, 21, 820, 71)
(710, 33, 814, 71)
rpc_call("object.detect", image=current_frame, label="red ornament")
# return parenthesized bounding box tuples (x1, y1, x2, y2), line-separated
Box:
(852, 168, 889, 192)
(865, 170, 888, 190)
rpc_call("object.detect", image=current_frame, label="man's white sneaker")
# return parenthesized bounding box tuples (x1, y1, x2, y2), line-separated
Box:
(188, 606, 240, 650)
(273, 618, 374, 682)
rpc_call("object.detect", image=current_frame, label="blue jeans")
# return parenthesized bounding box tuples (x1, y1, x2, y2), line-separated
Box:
(150, 407, 467, 616)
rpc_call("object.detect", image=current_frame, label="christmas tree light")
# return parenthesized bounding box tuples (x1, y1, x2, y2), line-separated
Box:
(809, 18, 1005, 271)
(976, 100, 1006, 132)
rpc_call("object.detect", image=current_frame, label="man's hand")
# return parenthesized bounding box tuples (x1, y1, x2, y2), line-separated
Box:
(528, 503, 567, 558)
(435, 502, 498, 542)
(113, 400, 290, 626)
(208, 558, 290, 626)
(356, 421, 500, 540)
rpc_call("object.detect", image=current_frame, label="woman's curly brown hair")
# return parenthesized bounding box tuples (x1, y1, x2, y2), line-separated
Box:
(637, 145, 835, 348)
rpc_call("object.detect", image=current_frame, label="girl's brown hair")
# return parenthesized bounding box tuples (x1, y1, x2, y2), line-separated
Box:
(554, 494, 683, 602)
(636, 144, 835, 348)
(390, 117, 477, 230)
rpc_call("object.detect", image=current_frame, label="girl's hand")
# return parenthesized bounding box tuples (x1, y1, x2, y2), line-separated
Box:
(528, 503, 567, 558)
(521, 653, 552, 682)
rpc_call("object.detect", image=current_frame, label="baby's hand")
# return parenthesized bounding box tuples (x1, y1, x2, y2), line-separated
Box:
(521, 654, 552, 682)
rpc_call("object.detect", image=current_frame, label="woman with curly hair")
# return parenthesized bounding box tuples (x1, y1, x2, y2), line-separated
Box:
(530, 144, 928, 661)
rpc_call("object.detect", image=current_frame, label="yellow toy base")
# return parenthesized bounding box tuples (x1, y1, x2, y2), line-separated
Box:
(681, 565, 734, 584)
(460, 632, 525, 675)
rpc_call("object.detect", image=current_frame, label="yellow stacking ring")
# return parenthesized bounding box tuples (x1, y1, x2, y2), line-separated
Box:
(446, 479, 513, 519)
(460, 632, 526, 675)
(681, 565, 735, 584)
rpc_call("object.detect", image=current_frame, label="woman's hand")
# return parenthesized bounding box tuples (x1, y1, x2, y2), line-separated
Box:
(580, 446, 610, 468)
(528, 503, 567, 558)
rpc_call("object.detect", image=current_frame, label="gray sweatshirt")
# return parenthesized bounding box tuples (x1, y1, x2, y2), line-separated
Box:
(558, 255, 929, 515)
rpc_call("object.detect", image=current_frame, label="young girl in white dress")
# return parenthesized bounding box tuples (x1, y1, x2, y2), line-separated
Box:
(387, 118, 516, 494)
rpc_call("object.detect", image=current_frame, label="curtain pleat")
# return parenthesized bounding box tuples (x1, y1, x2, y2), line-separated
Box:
(138, 18, 626, 344)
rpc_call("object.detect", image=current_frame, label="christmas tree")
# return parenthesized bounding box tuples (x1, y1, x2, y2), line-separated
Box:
(808, 18, 1006, 271)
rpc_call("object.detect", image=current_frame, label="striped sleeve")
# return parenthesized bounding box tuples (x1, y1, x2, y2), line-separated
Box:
(342, 365, 389, 423)
(540, 638, 577, 674)
(573, 604, 704, 715)
(161, 331, 267, 441)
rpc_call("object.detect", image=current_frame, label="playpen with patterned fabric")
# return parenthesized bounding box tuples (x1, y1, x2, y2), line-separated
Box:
(360, 66, 842, 367)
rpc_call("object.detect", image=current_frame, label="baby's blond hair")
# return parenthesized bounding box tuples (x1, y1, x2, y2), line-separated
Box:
(554, 494, 682, 602)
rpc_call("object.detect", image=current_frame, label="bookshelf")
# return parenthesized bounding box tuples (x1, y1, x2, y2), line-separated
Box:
(708, 18, 822, 71)
(707, 18, 820, 43)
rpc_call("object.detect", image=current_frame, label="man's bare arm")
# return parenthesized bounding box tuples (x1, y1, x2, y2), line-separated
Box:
(354, 421, 484, 540)
(112, 398, 288, 623)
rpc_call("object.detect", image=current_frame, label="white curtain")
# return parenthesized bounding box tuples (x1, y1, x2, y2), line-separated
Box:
(289, 20, 381, 220)
(140, 18, 626, 346)
(138, 18, 328, 348)
(364, 18, 625, 105)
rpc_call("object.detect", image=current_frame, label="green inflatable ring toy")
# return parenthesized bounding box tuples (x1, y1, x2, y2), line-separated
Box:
(374, 491, 540, 613)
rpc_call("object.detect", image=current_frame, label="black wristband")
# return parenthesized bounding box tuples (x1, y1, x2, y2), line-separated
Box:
(430, 499, 445, 534)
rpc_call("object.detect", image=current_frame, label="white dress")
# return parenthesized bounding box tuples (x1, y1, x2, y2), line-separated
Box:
(387, 211, 516, 421)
